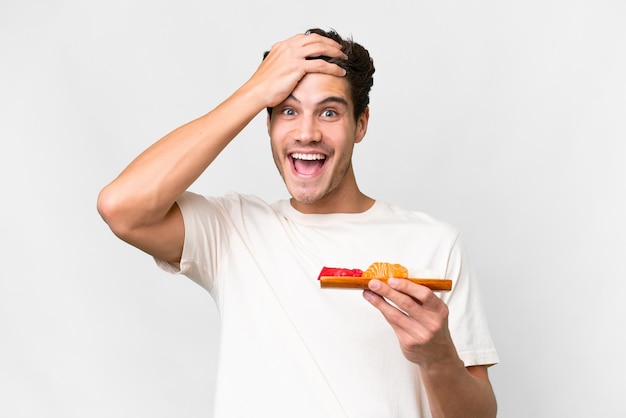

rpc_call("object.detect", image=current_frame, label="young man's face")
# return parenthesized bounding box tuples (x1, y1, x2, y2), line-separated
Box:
(268, 73, 368, 213)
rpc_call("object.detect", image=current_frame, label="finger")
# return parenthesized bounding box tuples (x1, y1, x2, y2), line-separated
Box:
(368, 279, 426, 318)
(386, 278, 445, 313)
(264, 35, 346, 77)
(383, 279, 450, 341)
(367, 279, 447, 335)
(303, 59, 347, 77)
(363, 287, 437, 348)
(297, 33, 348, 59)
(363, 288, 413, 331)
(364, 285, 445, 348)
(269, 33, 345, 60)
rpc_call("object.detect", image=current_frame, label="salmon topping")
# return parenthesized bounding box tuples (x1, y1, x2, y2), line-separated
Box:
(362, 262, 409, 279)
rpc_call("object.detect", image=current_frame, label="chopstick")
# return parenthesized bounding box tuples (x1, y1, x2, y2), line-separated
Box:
(319, 277, 452, 291)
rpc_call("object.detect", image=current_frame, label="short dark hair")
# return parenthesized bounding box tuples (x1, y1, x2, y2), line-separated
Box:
(264, 28, 375, 121)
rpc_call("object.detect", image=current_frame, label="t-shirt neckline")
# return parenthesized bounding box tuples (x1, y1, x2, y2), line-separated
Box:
(272, 199, 385, 225)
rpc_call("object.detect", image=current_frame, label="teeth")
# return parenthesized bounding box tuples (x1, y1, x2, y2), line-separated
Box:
(291, 153, 326, 161)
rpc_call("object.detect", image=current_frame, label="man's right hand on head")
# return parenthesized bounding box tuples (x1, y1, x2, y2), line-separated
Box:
(247, 32, 348, 109)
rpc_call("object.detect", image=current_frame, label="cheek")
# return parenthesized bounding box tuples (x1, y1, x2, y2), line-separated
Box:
(269, 121, 291, 142)
(333, 127, 358, 150)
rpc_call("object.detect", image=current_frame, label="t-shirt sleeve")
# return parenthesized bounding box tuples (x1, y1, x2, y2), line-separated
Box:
(441, 233, 499, 367)
(154, 191, 232, 291)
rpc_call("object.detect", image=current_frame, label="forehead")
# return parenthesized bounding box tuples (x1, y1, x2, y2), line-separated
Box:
(288, 73, 353, 110)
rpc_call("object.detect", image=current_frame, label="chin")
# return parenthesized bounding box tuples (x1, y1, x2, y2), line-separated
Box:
(285, 182, 327, 206)
(288, 190, 323, 206)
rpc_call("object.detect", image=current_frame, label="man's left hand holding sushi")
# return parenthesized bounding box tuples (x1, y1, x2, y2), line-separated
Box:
(363, 278, 497, 418)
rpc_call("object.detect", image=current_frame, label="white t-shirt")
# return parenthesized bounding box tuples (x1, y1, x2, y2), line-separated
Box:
(157, 191, 499, 418)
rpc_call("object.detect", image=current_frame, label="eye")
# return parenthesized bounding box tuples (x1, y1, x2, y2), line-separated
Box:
(281, 108, 296, 116)
(321, 109, 337, 118)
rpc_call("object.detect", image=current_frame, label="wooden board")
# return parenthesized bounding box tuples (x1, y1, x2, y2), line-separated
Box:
(319, 277, 452, 291)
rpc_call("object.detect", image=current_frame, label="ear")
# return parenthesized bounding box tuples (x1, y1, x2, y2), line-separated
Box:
(354, 107, 370, 144)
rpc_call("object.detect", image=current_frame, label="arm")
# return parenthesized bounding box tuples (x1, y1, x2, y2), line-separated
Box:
(97, 33, 347, 262)
(363, 278, 497, 418)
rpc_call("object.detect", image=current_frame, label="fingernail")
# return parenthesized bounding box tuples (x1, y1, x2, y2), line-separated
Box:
(388, 278, 399, 288)
(369, 279, 380, 290)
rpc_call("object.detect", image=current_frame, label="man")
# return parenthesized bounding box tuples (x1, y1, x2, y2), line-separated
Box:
(98, 28, 498, 417)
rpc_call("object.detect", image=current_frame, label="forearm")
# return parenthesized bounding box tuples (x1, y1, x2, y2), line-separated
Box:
(420, 361, 497, 418)
(97, 83, 264, 230)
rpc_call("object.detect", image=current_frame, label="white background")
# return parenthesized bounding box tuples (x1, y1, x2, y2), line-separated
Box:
(1, 0, 625, 417)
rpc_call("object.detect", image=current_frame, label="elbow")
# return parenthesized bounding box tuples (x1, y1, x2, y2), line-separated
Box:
(97, 185, 135, 239)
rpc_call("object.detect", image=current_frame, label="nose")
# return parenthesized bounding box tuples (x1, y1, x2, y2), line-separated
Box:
(296, 116, 321, 143)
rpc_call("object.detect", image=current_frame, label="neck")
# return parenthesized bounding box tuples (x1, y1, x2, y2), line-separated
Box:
(290, 168, 375, 214)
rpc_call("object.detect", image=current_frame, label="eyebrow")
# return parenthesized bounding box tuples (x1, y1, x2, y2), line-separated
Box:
(287, 94, 349, 108)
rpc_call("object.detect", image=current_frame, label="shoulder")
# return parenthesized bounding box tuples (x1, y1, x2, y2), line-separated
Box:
(177, 191, 285, 227)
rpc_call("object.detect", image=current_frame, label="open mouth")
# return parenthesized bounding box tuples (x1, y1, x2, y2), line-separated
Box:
(290, 152, 327, 176)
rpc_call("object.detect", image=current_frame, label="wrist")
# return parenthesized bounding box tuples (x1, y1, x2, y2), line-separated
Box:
(418, 353, 465, 377)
